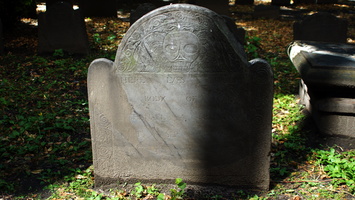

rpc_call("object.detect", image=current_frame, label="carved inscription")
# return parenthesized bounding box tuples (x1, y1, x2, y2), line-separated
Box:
(145, 96, 165, 101)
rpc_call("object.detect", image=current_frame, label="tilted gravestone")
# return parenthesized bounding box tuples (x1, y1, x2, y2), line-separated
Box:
(38, 1, 89, 55)
(293, 12, 348, 43)
(88, 4, 273, 191)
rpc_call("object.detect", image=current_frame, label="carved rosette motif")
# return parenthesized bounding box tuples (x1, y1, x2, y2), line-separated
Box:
(116, 9, 243, 74)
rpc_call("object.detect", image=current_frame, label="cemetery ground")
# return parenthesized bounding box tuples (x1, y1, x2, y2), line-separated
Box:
(1, 2, 355, 200)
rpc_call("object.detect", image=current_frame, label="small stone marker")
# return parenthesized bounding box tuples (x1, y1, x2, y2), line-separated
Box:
(288, 41, 355, 140)
(38, 1, 89, 55)
(293, 12, 348, 43)
(88, 4, 273, 191)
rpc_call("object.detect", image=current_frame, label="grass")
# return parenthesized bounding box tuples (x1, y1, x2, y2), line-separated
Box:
(1, 2, 355, 199)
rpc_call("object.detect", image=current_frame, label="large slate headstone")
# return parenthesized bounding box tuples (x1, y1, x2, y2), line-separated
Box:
(88, 4, 273, 191)
(293, 12, 348, 43)
(38, 1, 89, 55)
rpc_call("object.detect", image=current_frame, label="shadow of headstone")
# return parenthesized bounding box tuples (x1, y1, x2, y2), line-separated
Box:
(88, 4, 273, 194)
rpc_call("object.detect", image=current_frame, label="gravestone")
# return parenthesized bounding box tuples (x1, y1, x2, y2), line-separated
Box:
(38, 1, 89, 55)
(130, 3, 157, 25)
(79, 0, 117, 17)
(253, 5, 280, 19)
(293, 12, 348, 43)
(288, 41, 355, 142)
(88, 4, 273, 191)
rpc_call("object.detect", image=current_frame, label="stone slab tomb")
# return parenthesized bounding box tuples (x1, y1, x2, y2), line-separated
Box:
(288, 41, 355, 139)
(88, 4, 273, 191)
(38, 1, 89, 55)
(293, 12, 347, 43)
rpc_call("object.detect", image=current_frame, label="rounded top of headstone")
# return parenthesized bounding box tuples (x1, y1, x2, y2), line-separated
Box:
(115, 4, 248, 73)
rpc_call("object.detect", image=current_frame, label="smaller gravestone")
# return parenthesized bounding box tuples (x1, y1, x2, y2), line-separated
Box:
(293, 12, 347, 43)
(79, 0, 117, 17)
(0, 18, 3, 54)
(38, 1, 89, 55)
(253, 5, 280, 19)
(130, 3, 157, 25)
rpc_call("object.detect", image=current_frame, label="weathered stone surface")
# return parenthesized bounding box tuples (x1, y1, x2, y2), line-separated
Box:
(288, 40, 355, 139)
(288, 41, 355, 90)
(88, 4, 273, 191)
(293, 12, 348, 43)
(38, 1, 89, 55)
(253, 5, 280, 19)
